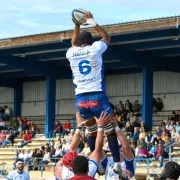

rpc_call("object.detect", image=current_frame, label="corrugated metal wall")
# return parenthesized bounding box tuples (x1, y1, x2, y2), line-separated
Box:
(22, 71, 180, 102)
(0, 87, 14, 103)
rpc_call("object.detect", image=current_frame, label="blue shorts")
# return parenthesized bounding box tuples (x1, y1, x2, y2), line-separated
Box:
(75, 92, 112, 119)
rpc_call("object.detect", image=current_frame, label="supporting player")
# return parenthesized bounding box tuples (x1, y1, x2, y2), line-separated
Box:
(66, 10, 121, 173)
(61, 112, 109, 179)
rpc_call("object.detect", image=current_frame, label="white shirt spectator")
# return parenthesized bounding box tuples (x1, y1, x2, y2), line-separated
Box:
(0, 121, 5, 127)
(24, 151, 32, 161)
(5, 108, 10, 116)
(18, 153, 25, 160)
(43, 152, 50, 162)
(7, 170, 30, 180)
(53, 149, 63, 157)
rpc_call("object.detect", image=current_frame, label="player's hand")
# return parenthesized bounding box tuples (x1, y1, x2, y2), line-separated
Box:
(94, 111, 110, 126)
(82, 11, 96, 27)
(72, 18, 80, 26)
(76, 112, 87, 127)
(109, 114, 118, 127)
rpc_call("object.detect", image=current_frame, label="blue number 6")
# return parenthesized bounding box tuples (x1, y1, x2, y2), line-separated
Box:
(79, 60, 91, 75)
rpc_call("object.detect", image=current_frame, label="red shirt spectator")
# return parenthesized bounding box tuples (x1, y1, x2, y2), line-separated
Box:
(0, 130, 6, 143)
(23, 130, 32, 143)
(63, 121, 72, 131)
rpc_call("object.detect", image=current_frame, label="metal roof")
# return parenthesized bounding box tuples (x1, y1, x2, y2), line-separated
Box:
(0, 16, 180, 87)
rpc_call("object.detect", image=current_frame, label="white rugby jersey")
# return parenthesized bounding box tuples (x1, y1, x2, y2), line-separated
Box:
(61, 159, 98, 180)
(66, 40, 108, 95)
(7, 170, 30, 180)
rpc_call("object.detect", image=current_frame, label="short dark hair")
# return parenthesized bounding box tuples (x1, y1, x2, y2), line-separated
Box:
(160, 161, 180, 180)
(72, 155, 88, 175)
(78, 31, 93, 46)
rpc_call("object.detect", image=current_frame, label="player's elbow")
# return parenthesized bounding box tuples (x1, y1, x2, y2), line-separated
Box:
(103, 35, 111, 45)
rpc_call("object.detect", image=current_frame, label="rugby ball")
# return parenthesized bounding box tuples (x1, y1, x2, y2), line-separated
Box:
(72, 8, 87, 25)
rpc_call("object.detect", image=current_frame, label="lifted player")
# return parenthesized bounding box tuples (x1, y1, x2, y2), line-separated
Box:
(66, 10, 121, 173)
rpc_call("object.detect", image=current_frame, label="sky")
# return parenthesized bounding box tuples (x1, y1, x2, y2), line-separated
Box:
(0, 0, 180, 39)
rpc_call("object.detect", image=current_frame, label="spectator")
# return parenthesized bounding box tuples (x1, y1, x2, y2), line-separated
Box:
(18, 150, 25, 159)
(156, 143, 168, 167)
(155, 98, 163, 111)
(62, 139, 69, 154)
(129, 112, 137, 125)
(29, 122, 39, 138)
(24, 149, 33, 170)
(77, 137, 85, 154)
(145, 131, 154, 150)
(154, 135, 162, 145)
(10, 117, 19, 131)
(171, 128, 177, 143)
(2, 131, 14, 147)
(16, 121, 26, 137)
(140, 121, 148, 133)
(50, 145, 56, 158)
(45, 143, 51, 152)
(32, 149, 43, 170)
(117, 101, 125, 114)
(3, 105, 11, 118)
(21, 130, 32, 147)
(54, 139, 62, 150)
(139, 128, 146, 141)
(125, 121, 134, 139)
(63, 120, 72, 135)
(81, 142, 91, 157)
(155, 126, 162, 137)
(39, 149, 50, 171)
(131, 127, 140, 142)
(175, 121, 180, 132)
(0, 107, 4, 119)
(125, 100, 133, 113)
(23, 118, 29, 130)
(166, 120, 176, 132)
(149, 142, 157, 158)
(170, 111, 178, 121)
(139, 138, 147, 149)
(137, 145, 150, 158)
(0, 130, 6, 147)
(161, 130, 170, 142)
(52, 145, 63, 160)
(53, 121, 63, 138)
(133, 100, 141, 113)
(162, 126, 171, 138)
(103, 137, 110, 153)
(0, 118, 6, 130)
(175, 128, 180, 146)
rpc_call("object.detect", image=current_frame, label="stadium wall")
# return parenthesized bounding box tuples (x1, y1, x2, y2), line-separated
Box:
(1, 71, 180, 116)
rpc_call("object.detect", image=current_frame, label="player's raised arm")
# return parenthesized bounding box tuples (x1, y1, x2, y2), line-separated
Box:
(84, 11, 110, 45)
(89, 112, 110, 164)
(110, 115, 134, 160)
(70, 112, 87, 152)
(71, 19, 80, 47)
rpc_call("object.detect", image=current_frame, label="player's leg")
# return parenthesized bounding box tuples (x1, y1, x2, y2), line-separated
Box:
(91, 93, 121, 173)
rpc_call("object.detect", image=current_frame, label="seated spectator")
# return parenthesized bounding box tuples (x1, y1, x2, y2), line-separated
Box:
(103, 137, 110, 153)
(24, 149, 32, 170)
(63, 120, 72, 135)
(45, 143, 51, 152)
(10, 117, 19, 132)
(170, 111, 178, 121)
(39, 149, 50, 170)
(133, 100, 141, 113)
(175, 128, 180, 146)
(54, 139, 62, 150)
(139, 128, 146, 141)
(131, 127, 140, 142)
(154, 135, 162, 145)
(125, 121, 134, 139)
(140, 121, 148, 132)
(162, 126, 171, 138)
(32, 149, 43, 170)
(149, 142, 157, 158)
(62, 139, 69, 154)
(0, 118, 6, 130)
(156, 126, 162, 137)
(166, 120, 176, 132)
(21, 130, 32, 147)
(53, 121, 63, 138)
(23, 118, 29, 130)
(175, 121, 180, 132)
(156, 143, 169, 167)
(171, 128, 177, 143)
(0, 107, 4, 119)
(155, 98, 163, 111)
(161, 130, 170, 142)
(16, 121, 26, 138)
(3, 105, 11, 118)
(145, 131, 154, 150)
(129, 112, 137, 125)
(2, 131, 14, 147)
(50, 145, 56, 158)
(0, 130, 6, 146)
(29, 122, 39, 138)
(18, 150, 25, 160)
(137, 145, 150, 158)
(81, 142, 91, 157)
(125, 100, 133, 113)
(139, 138, 147, 149)
(117, 101, 125, 114)
(52, 145, 62, 161)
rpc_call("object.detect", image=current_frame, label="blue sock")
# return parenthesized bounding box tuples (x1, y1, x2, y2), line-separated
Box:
(87, 136, 96, 152)
(107, 133, 120, 162)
